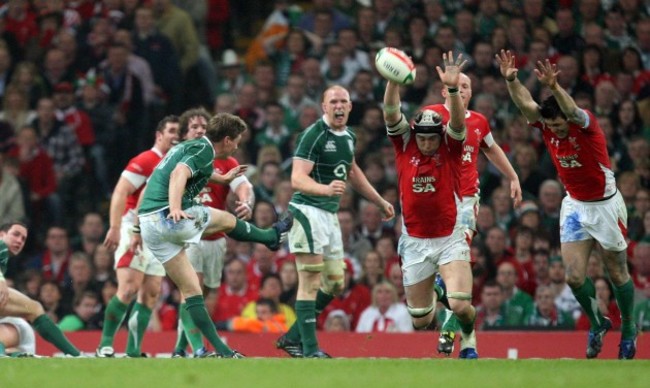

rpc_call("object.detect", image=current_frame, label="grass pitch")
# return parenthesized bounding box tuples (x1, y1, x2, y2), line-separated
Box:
(1, 358, 649, 388)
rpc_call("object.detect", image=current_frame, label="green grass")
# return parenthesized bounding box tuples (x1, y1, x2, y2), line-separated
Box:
(1, 359, 649, 388)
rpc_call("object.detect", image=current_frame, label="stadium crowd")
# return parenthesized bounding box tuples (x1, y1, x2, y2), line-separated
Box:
(0, 0, 650, 345)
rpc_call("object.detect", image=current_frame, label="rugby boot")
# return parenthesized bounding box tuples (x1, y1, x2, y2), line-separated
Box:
(171, 349, 187, 358)
(459, 329, 479, 359)
(618, 333, 637, 360)
(95, 346, 115, 358)
(305, 350, 331, 358)
(437, 330, 455, 356)
(276, 334, 303, 358)
(586, 317, 612, 359)
(268, 211, 294, 251)
(219, 350, 246, 359)
(194, 347, 218, 358)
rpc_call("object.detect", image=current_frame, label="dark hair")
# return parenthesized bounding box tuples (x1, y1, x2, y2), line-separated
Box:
(539, 96, 567, 120)
(0, 221, 28, 233)
(178, 108, 209, 139)
(256, 297, 279, 314)
(261, 273, 282, 289)
(156, 115, 180, 133)
(206, 113, 248, 143)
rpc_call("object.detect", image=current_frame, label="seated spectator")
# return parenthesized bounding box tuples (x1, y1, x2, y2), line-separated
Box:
(0, 152, 26, 224)
(497, 261, 535, 322)
(358, 250, 384, 291)
(386, 260, 405, 303)
(548, 256, 582, 321)
(576, 276, 621, 331)
(240, 273, 296, 327)
(27, 225, 72, 286)
(38, 280, 67, 323)
(17, 268, 42, 300)
(60, 252, 101, 312)
(216, 298, 288, 334)
(356, 281, 412, 333)
(318, 259, 371, 330)
(523, 285, 575, 329)
(633, 280, 650, 331)
(211, 258, 258, 322)
(323, 309, 351, 332)
(92, 245, 115, 286)
(246, 243, 280, 293)
(278, 260, 297, 308)
(475, 280, 520, 329)
(70, 212, 105, 257)
(58, 291, 102, 331)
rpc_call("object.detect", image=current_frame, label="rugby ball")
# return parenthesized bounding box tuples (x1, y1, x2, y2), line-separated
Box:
(375, 47, 416, 85)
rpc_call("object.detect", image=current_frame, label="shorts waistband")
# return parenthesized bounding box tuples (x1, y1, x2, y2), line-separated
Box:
(580, 189, 617, 203)
(139, 208, 170, 221)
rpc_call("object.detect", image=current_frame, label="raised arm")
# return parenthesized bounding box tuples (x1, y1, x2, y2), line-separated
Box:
(436, 51, 467, 134)
(232, 176, 255, 220)
(482, 145, 522, 207)
(534, 59, 588, 127)
(496, 50, 541, 123)
(168, 164, 193, 222)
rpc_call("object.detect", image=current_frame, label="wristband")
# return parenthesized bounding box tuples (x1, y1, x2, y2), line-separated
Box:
(131, 224, 141, 234)
(383, 103, 401, 114)
(447, 87, 459, 95)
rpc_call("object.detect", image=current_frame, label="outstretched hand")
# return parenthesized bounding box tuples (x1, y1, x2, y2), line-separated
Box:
(495, 50, 519, 82)
(534, 59, 559, 89)
(436, 51, 467, 88)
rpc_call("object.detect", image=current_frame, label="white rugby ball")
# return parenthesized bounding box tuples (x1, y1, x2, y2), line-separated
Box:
(375, 47, 416, 85)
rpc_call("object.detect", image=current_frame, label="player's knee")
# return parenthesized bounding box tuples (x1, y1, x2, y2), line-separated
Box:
(321, 260, 345, 296)
(117, 283, 139, 303)
(565, 274, 583, 289)
(25, 300, 45, 321)
(407, 304, 435, 330)
(447, 291, 472, 315)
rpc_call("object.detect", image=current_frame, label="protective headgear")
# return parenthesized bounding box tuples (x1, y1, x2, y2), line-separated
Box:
(412, 109, 443, 135)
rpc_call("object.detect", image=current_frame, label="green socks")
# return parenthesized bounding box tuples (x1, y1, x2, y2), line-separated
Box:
(178, 302, 204, 353)
(174, 316, 189, 353)
(227, 218, 277, 246)
(295, 300, 318, 356)
(284, 289, 333, 343)
(185, 295, 232, 355)
(441, 309, 461, 332)
(571, 278, 605, 331)
(612, 280, 636, 339)
(33, 314, 80, 356)
(99, 296, 129, 348)
(126, 303, 152, 356)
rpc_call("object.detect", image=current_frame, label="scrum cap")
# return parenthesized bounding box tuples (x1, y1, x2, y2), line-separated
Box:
(413, 109, 443, 135)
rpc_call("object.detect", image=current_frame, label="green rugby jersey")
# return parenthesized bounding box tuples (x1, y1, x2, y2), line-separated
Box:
(0, 240, 8, 277)
(139, 137, 215, 215)
(290, 119, 356, 213)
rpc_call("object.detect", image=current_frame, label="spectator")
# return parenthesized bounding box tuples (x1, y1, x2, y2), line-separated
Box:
(523, 284, 575, 329)
(151, 0, 199, 76)
(60, 252, 101, 313)
(356, 281, 412, 333)
(8, 61, 47, 109)
(358, 250, 385, 291)
(323, 309, 351, 332)
(26, 225, 71, 285)
(17, 267, 42, 300)
(252, 200, 277, 230)
(548, 256, 582, 321)
(240, 273, 296, 327)
(217, 298, 288, 334)
(212, 258, 258, 322)
(58, 291, 101, 331)
(631, 240, 650, 298)
(474, 280, 522, 329)
(278, 260, 297, 308)
(38, 280, 67, 323)
(513, 143, 548, 198)
(246, 243, 279, 293)
(254, 102, 291, 159)
(91, 244, 114, 286)
(497, 260, 535, 319)
(0, 152, 26, 223)
(70, 212, 105, 257)
(253, 162, 282, 203)
(0, 85, 36, 131)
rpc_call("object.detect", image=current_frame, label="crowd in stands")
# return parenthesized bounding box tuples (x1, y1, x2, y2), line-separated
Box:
(0, 0, 650, 336)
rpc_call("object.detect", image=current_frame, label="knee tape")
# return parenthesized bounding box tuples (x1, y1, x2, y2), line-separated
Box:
(296, 262, 325, 273)
(407, 303, 435, 318)
(447, 291, 472, 301)
(321, 260, 345, 295)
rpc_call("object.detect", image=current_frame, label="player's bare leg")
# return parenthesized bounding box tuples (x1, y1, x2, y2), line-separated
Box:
(1, 289, 80, 356)
(205, 207, 292, 251)
(404, 275, 437, 330)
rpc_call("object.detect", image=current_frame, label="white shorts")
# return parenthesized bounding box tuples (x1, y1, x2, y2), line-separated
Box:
(0, 317, 36, 354)
(459, 195, 480, 235)
(140, 205, 212, 264)
(288, 203, 344, 261)
(560, 191, 628, 252)
(114, 220, 165, 276)
(398, 226, 471, 287)
(187, 237, 227, 288)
